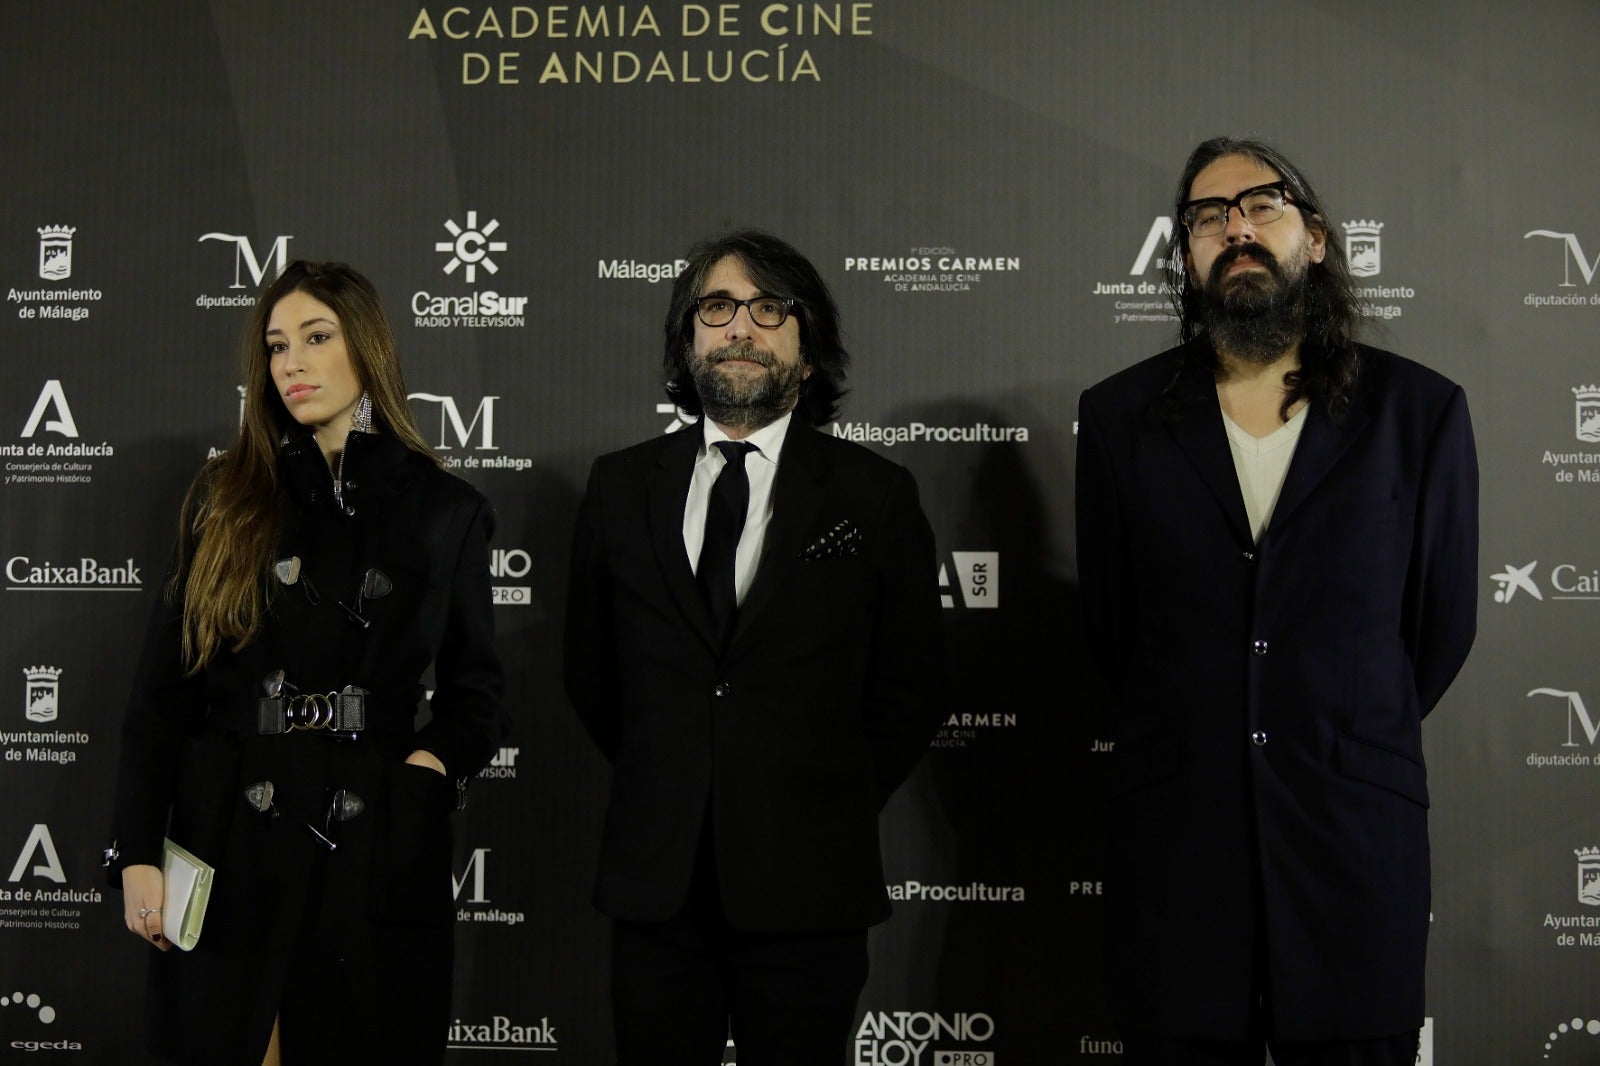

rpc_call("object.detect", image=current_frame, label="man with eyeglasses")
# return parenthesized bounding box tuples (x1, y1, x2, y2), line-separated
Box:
(565, 230, 944, 1065)
(1076, 138, 1478, 1065)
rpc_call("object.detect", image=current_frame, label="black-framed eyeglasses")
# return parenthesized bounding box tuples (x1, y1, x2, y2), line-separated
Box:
(693, 295, 799, 329)
(1180, 181, 1301, 239)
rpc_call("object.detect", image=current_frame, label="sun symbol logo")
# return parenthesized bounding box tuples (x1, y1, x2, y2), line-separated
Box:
(435, 212, 507, 283)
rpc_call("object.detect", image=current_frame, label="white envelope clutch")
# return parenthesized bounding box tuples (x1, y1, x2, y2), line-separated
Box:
(161, 838, 214, 952)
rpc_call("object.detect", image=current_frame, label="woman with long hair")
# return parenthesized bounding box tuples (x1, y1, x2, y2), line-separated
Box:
(107, 260, 506, 1064)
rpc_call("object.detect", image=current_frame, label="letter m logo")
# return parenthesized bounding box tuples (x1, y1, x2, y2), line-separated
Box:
(198, 233, 293, 289)
(453, 847, 491, 903)
(1528, 687, 1600, 747)
(409, 393, 499, 450)
(1524, 230, 1600, 287)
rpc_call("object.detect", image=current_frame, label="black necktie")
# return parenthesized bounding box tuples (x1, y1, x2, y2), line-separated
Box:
(698, 440, 758, 641)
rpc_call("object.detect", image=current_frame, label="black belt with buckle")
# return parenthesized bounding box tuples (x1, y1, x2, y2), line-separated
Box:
(256, 685, 368, 735)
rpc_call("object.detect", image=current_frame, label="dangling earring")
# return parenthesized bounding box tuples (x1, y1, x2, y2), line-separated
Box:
(351, 391, 374, 434)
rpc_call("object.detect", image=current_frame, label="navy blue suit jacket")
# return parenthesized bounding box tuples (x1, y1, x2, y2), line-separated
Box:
(1075, 342, 1478, 1041)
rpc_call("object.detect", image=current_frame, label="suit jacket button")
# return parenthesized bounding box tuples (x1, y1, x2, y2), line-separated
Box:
(714, 683, 730, 697)
(1242, 551, 1255, 562)
(1252, 639, 1269, 655)
(1251, 730, 1268, 746)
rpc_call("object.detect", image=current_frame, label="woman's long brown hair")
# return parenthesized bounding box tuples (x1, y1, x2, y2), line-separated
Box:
(173, 261, 438, 673)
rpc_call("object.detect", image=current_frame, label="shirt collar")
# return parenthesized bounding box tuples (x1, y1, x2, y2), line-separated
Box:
(700, 410, 792, 466)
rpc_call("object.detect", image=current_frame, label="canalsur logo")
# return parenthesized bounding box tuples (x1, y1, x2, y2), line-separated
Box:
(1341, 219, 1414, 320)
(478, 747, 519, 781)
(489, 548, 531, 606)
(4, 380, 115, 488)
(1538, 385, 1600, 486)
(1524, 687, 1600, 769)
(406, 392, 533, 473)
(414, 212, 528, 328)
(1522, 229, 1600, 310)
(843, 246, 1022, 295)
(1091, 217, 1178, 326)
(196, 232, 291, 310)
(656, 402, 697, 434)
(939, 552, 998, 609)
(7, 226, 101, 324)
(854, 1010, 996, 1066)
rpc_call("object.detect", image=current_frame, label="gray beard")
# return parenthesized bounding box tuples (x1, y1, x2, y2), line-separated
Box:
(1202, 246, 1308, 366)
(690, 340, 806, 431)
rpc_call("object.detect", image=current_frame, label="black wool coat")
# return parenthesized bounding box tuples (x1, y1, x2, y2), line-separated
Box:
(109, 431, 505, 1065)
(1075, 343, 1478, 1041)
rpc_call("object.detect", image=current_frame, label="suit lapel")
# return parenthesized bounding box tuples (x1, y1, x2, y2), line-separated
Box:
(728, 419, 827, 647)
(1269, 387, 1374, 533)
(1165, 359, 1253, 545)
(647, 425, 721, 651)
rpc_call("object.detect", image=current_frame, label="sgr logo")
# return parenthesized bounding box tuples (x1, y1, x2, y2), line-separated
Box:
(939, 552, 998, 609)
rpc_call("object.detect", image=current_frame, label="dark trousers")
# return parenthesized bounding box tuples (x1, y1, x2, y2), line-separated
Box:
(1122, 1030, 1420, 1065)
(609, 832, 868, 1066)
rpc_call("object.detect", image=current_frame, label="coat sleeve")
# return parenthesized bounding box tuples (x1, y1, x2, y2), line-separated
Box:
(861, 464, 945, 806)
(1403, 385, 1479, 716)
(107, 579, 206, 886)
(1074, 391, 1133, 686)
(414, 496, 507, 783)
(563, 459, 621, 762)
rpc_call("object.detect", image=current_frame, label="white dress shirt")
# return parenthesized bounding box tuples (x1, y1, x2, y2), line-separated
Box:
(1222, 405, 1307, 544)
(683, 412, 791, 607)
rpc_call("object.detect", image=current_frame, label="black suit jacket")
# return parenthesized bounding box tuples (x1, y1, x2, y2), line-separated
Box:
(1075, 343, 1478, 1041)
(565, 417, 944, 933)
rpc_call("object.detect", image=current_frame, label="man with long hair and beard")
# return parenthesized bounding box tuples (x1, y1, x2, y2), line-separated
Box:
(1075, 139, 1479, 1064)
(565, 231, 944, 1065)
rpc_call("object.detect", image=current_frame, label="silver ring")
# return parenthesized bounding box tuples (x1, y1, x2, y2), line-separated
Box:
(138, 906, 160, 919)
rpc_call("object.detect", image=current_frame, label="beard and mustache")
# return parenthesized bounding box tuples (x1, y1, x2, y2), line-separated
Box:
(1200, 240, 1314, 366)
(688, 339, 808, 431)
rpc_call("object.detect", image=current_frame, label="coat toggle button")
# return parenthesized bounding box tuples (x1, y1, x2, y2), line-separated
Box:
(713, 683, 730, 697)
(1252, 639, 1269, 655)
(1251, 730, 1268, 746)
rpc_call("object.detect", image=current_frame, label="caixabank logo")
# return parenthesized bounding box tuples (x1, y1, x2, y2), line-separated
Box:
(445, 1013, 557, 1054)
(412, 212, 529, 328)
(1490, 560, 1600, 603)
(4, 553, 141, 593)
(854, 1010, 996, 1066)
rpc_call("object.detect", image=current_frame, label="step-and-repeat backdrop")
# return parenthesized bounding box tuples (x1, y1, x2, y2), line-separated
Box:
(2, 2, 1597, 1062)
